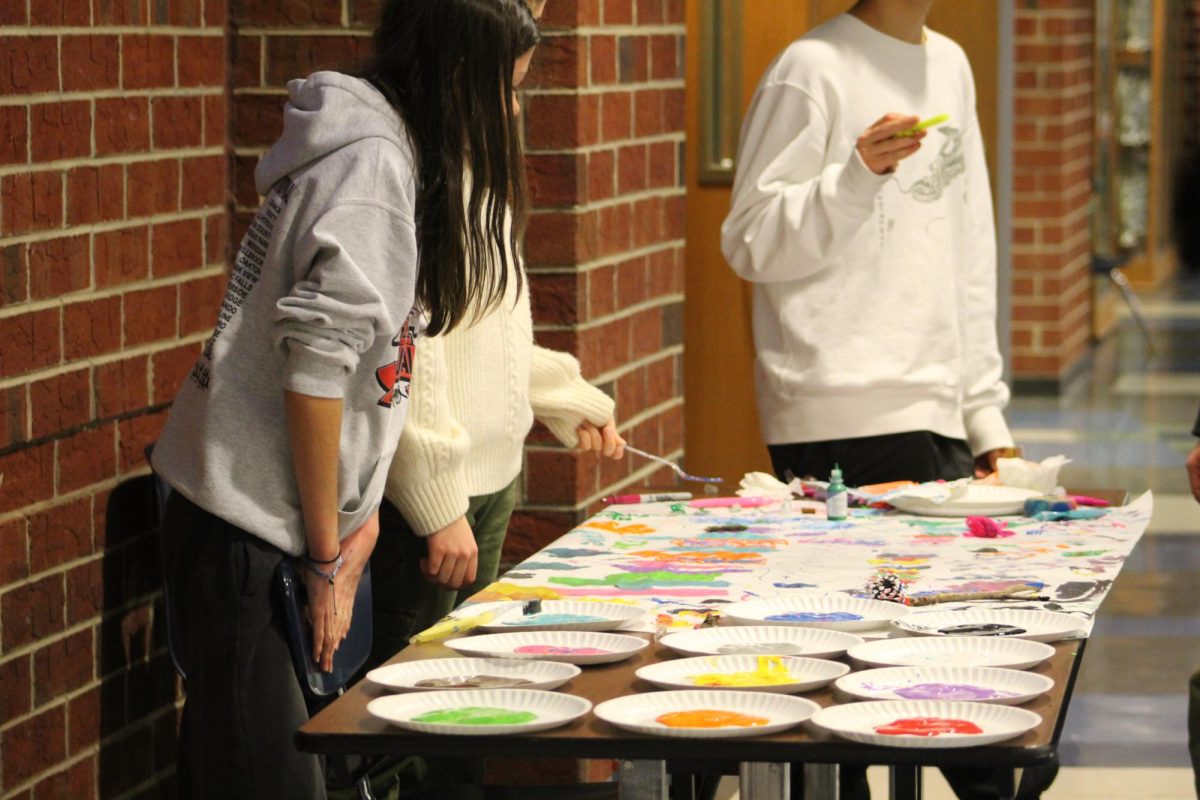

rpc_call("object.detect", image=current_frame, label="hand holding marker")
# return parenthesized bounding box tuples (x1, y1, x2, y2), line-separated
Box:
(894, 113, 949, 138)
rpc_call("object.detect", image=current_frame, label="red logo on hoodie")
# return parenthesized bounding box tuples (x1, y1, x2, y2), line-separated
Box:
(375, 317, 416, 408)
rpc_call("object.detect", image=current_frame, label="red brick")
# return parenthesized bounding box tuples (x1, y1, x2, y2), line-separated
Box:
(152, 218, 205, 276)
(0, 516, 29, 584)
(587, 148, 615, 201)
(29, 235, 90, 301)
(0, 704, 67, 788)
(31, 369, 92, 439)
(1, 170, 64, 236)
(234, 0, 342, 26)
(524, 449, 583, 504)
(58, 424, 117, 493)
(67, 689, 101, 756)
(529, 35, 583, 89)
(637, 0, 666, 24)
(66, 559, 104, 625)
(616, 255, 648, 308)
(205, 212, 229, 265)
(94, 356, 150, 419)
(587, 263, 616, 318)
(95, 226, 150, 289)
(180, 274, 226, 335)
(601, 90, 633, 142)
(179, 35, 225, 87)
(205, 93, 228, 148)
(233, 93, 285, 148)
(264, 35, 373, 86)
(605, 0, 633, 25)
(155, 0, 201, 25)
(31, 0, 89, 24)
(182, 154, 227, 210)
(127, 158, 180, 218)
(96, 0, 145, 24)
(630, 307, 663, 360)
(152, 343, 201, 404)
(117, 409, 167, 472)
(31, 101, 92, 163)
(504, 508, 584, 564)
(528, 273, 579, 325)
(124, 285, 178, 346)
(61, 35, 121, 92)
(33, 757, 94, 799)
(0, 36, 59, 94)
(67, 164, 124, 226)
(0, 654, 31, 723)
(526, 153, 580, 206)
(233, 153, 260, 207)
(0, 106, 27, 166)
(617, 35, 648, 83)
(65, 296, 122, 361)
(2, 243, 28, 306)
(34, 628, 95, 706)
(590, 34, 618, 85)
(1, 571, 66, 650)
(647, 140, 677, 188)
(96, 97, 151, 156)
(0, 0, 26, 23)
(205, 0, 228, 25)
(597, 202, 632, 258)
(349, 0, 381, 25)
(233, 33, 263, 86)
(0, 309, 61, 380)
(525, 94, 579, 150)
(152, 96, 204, 150)
(616, 143, 648, 193)
(525, 211, 579, 265)
(648, 34, 680, 80)
(123, 35, 175, 90)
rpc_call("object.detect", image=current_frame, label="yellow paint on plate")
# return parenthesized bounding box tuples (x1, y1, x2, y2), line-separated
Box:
(688, 656, 796, 687)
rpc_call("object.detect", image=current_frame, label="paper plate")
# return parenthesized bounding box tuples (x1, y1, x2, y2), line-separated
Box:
(660, 626, 864, 660)
(723, 596, 909, 632)
(636, 655, 850, 694)
(893, 609, 1085, 643)
(478, 600, 645, 633)
(810, 700, 1041, 748)
(366, 688, 591, 736)
(366, 658, 581, 692)
(846, 636, 1056, 670)
(593, 690, 819, 739)
(834, 666, 1054, 705)
(444, 631, 649, 665)
(887, 484, 1041, 517)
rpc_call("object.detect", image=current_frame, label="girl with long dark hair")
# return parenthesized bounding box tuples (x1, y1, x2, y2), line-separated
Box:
(150, 2, 539, 797)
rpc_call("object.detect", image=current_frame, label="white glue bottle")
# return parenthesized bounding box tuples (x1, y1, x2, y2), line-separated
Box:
(825, 463, 848, 521)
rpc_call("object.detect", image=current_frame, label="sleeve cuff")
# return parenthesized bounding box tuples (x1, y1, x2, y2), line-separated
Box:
(385, 472, 471, 538)
(537, 382, 615, 447)
(965, 405, 1015, 457)
(281, 346, 350, 399)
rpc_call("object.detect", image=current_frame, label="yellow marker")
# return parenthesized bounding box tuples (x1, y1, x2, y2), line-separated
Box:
(895, 113, 949, 138)
(408, 611, 495, 644)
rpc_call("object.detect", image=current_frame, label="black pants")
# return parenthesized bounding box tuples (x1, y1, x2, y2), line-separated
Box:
(165, 491, 325, 800)
(770, 431, 1054, 800)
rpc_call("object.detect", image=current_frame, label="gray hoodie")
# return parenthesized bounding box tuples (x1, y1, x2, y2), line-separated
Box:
(152, 72, 420, 555)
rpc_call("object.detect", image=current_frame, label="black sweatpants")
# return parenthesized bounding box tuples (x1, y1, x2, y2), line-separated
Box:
(165, 491, 325, 800)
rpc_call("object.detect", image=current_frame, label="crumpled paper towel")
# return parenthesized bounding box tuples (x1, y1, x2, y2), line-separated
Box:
(737, 471, 794, 499)
(996, 455, 1070, 495)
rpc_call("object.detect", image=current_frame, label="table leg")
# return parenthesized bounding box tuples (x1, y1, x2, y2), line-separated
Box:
(619, 760, 668, 800)
(739, 762, 790, 800)
(889, 765, 922, 800)
(802, 763, 836, 800)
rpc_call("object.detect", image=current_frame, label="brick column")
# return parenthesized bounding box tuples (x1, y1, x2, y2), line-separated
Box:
(0, 0, 227, 796)
(1010, 3, 1095, 383)
(507, 0, 687, 564)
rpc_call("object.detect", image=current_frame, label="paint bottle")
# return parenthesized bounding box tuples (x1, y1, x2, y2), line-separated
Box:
(826, 464, 848, 521)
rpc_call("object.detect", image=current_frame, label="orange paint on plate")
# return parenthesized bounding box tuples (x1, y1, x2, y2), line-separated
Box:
(656, 709, 771, 728)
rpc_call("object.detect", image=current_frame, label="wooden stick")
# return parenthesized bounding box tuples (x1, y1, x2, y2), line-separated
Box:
(905, 588, 1048, 607)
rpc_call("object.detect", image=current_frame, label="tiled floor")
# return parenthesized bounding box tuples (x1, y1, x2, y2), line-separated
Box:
(723, 273, 1200, 797)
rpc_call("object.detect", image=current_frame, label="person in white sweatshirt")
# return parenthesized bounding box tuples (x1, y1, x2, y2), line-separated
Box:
(722, 0, 1018, 494)
(721, 2, 1036, 799)
(151, 2, 541, 797)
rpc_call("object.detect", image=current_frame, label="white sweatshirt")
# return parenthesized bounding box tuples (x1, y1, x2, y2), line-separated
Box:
(383, 225, 615, 537)
(721, 14, 1013, 457)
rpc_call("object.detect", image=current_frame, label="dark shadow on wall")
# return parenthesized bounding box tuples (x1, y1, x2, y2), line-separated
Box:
(99, 475, 180, 797)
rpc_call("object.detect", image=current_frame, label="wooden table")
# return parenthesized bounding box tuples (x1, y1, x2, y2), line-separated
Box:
(298, 488, 1133, 799)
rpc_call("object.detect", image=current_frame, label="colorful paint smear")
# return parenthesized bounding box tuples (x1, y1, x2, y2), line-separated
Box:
(413, 676, 533, 689)
(413, 706, 537, 726)
(874, 717, 983, 736)
(936, 623, 1026, 636)
(513, 645, 610, 655)
(688, 656, 795, 687)
(502, 614, 607, 627)
(877, 682, 1018, 701)
(764, 611, 862, 622)
(656, 709, 771, 728)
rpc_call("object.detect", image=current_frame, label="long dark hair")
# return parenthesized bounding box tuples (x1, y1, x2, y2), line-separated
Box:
(364, 0, 539, 335)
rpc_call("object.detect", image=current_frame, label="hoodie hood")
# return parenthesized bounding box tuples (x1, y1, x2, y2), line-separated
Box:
(254, 71, 408, 195)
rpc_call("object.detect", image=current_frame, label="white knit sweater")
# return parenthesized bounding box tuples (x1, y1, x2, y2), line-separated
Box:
(383, 234, 614, 537)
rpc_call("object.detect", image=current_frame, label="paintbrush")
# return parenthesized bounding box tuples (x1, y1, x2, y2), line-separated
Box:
(904, 588, 1049, 607)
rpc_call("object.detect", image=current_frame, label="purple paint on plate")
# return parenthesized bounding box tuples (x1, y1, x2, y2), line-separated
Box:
(889, 682, 1018, 701)
(765, 611, 862, 622)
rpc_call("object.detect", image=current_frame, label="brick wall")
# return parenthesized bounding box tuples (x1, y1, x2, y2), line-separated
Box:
(1010, 2, 1095, 381)
(507, 0, 688, 564)
(1185, 1, 1200, 154)
(0, 0, 227, 797)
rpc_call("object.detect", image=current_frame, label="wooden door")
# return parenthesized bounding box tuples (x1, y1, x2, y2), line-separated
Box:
(683, 1, 1000, 484)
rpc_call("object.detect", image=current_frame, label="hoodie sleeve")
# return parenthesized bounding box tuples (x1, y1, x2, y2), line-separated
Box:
(722, 82, 888, 284)
(529, 346, 616, 447)
(274, 201, 417, 398)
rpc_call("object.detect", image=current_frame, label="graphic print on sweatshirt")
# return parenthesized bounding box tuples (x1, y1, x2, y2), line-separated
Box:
(896, 126, 965, 204)
(374, 310, 419, 408)
(189, 177, 297, 391)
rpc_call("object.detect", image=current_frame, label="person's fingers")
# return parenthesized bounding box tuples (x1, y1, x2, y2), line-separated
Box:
(862, 114, 919, 144)
(464, 552, 479, 586)
(578, 425, 598, 451)
(311, 606, 326, 665)
(601, 424, 620, 457)
(425, 546, 443, 577)
(447, 556, 469, 590)
(437, 553, 459, 586)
